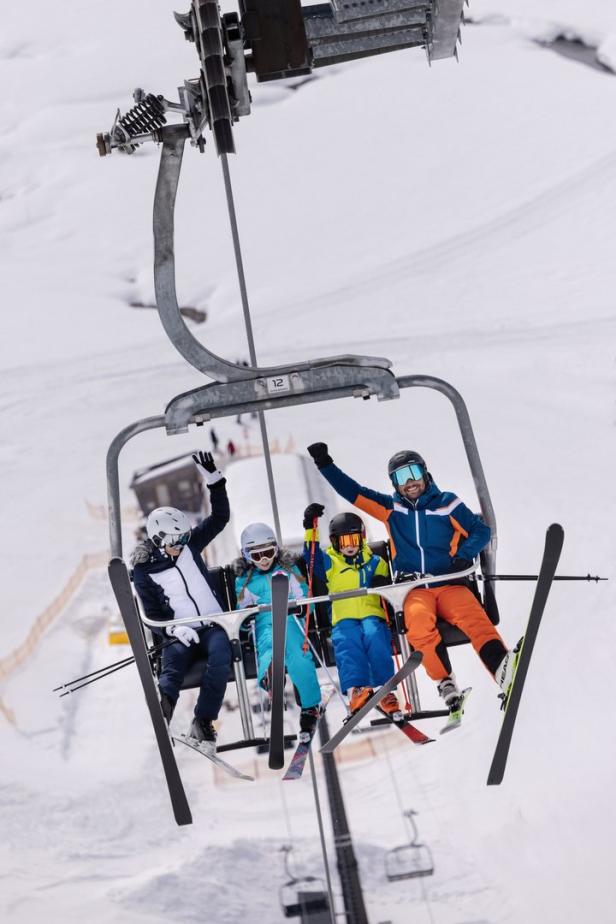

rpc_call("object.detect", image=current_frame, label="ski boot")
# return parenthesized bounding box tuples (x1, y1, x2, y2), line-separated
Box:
(378, 691, 404, 721)
(437, 675, 461, 709)
(188, 716, 217, 749)
(299, 705, 321, 743)
(438, 676, 471, 734)
(160, 692, 175, 724)
(496, 638, 523, 709)
(349, 686, 374, 715)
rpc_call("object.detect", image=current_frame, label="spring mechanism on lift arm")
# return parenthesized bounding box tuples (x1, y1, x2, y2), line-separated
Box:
(96, 90, 167, 157)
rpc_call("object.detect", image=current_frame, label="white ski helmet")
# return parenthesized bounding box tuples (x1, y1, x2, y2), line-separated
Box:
(240, 522, 278, 562)
(146, 506, 192, 549)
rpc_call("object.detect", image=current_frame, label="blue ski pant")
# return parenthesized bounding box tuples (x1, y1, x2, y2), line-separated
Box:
(159, 625, 231, 720)
(255, 612, 321, 709)
(332, 616, 394, 693)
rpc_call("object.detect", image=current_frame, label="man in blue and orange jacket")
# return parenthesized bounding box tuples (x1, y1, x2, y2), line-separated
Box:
(307, 443, 516, 710)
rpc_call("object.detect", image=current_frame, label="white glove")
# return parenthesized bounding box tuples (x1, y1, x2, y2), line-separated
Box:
(167, 625, 200, 647)
(192, 450, 224, 487)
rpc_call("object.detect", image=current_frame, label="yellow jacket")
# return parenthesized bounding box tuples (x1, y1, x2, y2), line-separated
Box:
(303, 528, 389, 626)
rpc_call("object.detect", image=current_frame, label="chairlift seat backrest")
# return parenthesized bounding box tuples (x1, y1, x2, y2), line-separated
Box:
(385, 842, 434, 882)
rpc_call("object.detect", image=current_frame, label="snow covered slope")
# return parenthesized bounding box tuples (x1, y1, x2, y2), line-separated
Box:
(1, 1, 615, 922)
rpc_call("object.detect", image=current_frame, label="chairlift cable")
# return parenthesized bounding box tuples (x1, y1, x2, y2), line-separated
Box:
(307, 748, 337, 924)
(278, 780, 295, 846)
(381, 736, 436, 921)
(220, 152, 282, 544)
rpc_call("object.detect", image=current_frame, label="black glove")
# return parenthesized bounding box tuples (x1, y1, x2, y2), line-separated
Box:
(450, 557, 473, 573)
(192, 450, 224, 486)
(303, 503, 325, 529)
(307, 443, 333, 469)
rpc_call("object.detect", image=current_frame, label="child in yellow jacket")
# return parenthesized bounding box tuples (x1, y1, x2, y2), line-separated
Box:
(303, 504, 400, 716)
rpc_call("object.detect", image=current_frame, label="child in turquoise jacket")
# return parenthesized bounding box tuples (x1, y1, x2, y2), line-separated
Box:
(233, 522, 322, 737)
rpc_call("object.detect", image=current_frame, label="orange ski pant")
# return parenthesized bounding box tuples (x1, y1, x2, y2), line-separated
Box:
(403, 584, 504, 681)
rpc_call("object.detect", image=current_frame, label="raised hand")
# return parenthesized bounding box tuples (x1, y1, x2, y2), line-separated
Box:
(303, 503, 325, 529)
(307, 443, 333, 470)
(192, 450, 224, 486)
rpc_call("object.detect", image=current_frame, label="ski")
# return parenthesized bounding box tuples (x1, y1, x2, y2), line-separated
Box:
(108, 557, 192, 826)
(375, 706, 434, 745)
(269, 571, 290, 770)
(173, 735, 255, 781)
(320, 651, 423, 753)
(439, 687, 472, 735)
(487, 523, 564, 786)
(283, 689, 335, 781)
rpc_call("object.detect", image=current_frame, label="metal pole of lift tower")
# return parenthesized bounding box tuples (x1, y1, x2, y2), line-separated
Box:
(318, 713, 369, 924)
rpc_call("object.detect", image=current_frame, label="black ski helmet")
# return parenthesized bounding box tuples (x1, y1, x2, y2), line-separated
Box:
(329, 512, 365, 551)
(387, 450, 430, 486)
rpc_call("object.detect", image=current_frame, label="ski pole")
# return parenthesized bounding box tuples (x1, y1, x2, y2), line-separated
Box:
(301, 516, 319, 652)
(52, 637, 175, 693)
(59, 659, 137, 696)
(480, 574, 607, 582)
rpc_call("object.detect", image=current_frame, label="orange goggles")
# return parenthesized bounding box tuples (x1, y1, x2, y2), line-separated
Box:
(337, 533, 362, 548)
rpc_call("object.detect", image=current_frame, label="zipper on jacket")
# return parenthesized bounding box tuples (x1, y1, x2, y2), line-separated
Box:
(174, 561, 201, 619)
(414, 508, 426, 573)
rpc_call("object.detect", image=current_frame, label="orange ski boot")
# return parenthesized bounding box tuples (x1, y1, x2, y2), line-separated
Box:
(378, 691, 403, 720)
(349, 686, 374, 714)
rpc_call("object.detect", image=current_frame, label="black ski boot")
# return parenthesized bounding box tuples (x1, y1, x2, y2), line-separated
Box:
(160, 692, 176, 724)
(189, 716, 217, 747)
(299, 706, 321, 743)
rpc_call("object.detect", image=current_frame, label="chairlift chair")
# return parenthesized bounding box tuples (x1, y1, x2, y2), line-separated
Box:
(101, 2, 484, 824)
(279, 845, 330, 919)
(385, 810, 434, 882)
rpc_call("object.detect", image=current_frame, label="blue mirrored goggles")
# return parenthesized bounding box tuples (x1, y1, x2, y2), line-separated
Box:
(391, 463, 425, 486)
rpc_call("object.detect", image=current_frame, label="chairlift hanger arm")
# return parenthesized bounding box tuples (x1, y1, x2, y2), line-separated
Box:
(152, 125, 397, 386)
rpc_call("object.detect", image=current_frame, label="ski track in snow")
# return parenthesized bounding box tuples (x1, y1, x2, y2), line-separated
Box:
(278, 147, 616, 316)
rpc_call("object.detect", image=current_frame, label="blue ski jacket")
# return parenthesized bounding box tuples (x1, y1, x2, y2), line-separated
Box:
(316, 463, 490, 578)
(131, 480, 230, 627)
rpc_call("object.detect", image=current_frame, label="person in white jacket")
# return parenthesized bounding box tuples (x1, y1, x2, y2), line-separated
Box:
(131, 451, 231, 746)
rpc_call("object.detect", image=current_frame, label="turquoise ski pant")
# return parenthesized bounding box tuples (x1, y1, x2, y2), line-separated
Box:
(255, 611, 321, 709)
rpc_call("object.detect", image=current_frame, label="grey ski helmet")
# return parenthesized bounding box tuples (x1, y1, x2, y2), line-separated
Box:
(146, 506, 191, 549)
(240, 522, 278, 563)
(387, 450, 429, 488)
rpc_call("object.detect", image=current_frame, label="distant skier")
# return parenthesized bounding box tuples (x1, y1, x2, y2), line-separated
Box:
(210, 427, 219, 453)
(131, 451, 232, 746)
(307, 443, 518, 713)
(226, 439, 237, 458)
(233, 523, 323, 740)
(303, 504, 401, 717)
